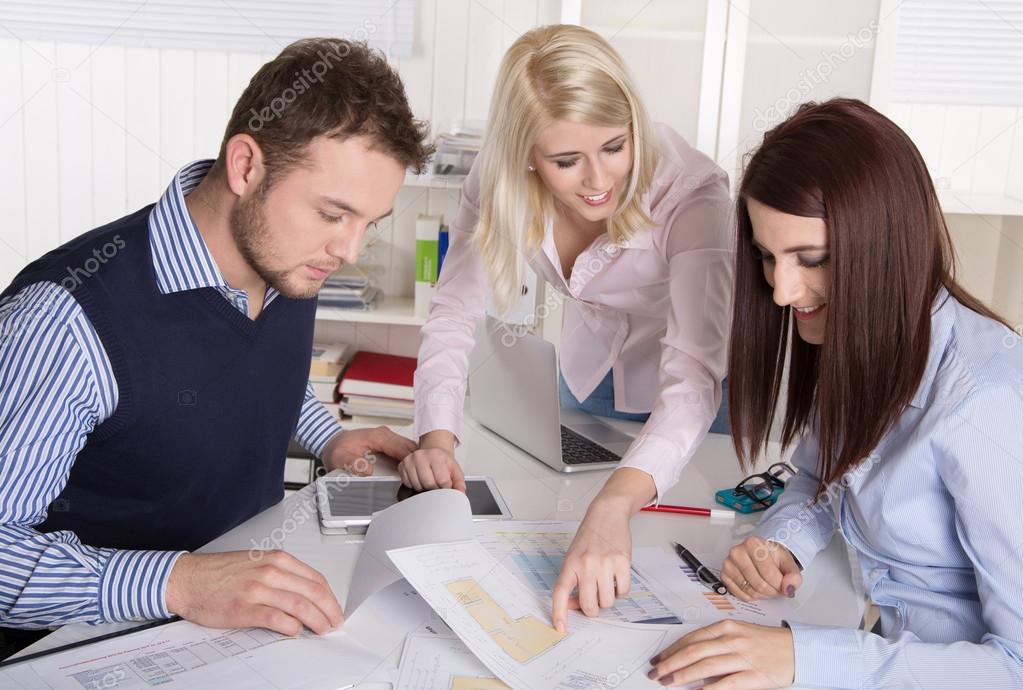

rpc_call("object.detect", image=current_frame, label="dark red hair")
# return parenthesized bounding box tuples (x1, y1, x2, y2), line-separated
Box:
(728, 98, 1007, 493)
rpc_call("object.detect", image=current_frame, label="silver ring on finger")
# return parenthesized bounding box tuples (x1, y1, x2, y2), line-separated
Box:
(740, 579, 752, 591)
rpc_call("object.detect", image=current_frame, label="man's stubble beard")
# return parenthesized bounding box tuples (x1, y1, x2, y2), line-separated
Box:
(230, 188, 321, 300)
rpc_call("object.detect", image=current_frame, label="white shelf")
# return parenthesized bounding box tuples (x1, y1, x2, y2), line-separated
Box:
(403, 171, 466, 190)
(316, 296, 425, 326)
(937, 191, 1023, 217)
(313, 170, 460, 329)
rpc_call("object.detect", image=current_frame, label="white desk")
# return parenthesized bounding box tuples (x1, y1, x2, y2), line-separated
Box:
(15, 417, 865, 682)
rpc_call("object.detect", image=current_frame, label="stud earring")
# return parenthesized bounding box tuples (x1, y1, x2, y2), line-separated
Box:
(527, 165, 535, 172)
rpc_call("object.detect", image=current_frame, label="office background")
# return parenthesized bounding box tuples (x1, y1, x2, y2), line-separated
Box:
(0, 0, 1021, 357)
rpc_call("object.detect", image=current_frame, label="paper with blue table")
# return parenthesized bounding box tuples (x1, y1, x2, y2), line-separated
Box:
(2, 489, 798, 689)
(370, 491, 797, 690)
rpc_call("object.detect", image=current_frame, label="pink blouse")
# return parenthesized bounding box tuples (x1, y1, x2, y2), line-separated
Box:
(413, 123, 734, 498)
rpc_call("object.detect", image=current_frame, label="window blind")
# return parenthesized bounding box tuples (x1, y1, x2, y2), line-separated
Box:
(0, 0, 414, 57)
(891, 0, 1023, 105)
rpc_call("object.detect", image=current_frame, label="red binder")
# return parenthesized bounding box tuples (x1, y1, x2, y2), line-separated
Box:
(338, 351, 417, 401)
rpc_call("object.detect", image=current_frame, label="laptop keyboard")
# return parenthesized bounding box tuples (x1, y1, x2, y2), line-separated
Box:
(560, 425, 622, 465)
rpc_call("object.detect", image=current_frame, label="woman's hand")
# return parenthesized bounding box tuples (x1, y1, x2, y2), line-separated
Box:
(550, 468, 656, 632)
(720, 537, 802, 602)
(551, 500, 633, 631)
(647, 620, 795, 689)
(397, 429, 466, 492)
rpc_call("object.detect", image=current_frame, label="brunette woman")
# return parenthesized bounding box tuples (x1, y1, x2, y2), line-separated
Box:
(648, 99, 1023, 689)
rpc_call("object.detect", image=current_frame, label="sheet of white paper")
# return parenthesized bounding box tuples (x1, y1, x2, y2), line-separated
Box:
(387, 539, 678, 690)
(2, 618, 380, 690)
(346, 488, 475, 613)
(394, 629, 711, 690)
(344, 577, 452, 666)
(632, 547, 797, 627)
(476, 521, 684, 624)
(395, 632, 508, 690)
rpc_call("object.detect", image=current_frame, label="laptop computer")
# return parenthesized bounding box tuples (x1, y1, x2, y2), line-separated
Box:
(468, 315, 636, 472)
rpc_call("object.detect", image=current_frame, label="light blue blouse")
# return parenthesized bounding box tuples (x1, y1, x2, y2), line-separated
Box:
(752, 290, 1023, 689)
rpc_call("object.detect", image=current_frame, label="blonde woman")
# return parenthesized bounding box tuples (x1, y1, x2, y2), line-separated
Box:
(400, 25, 733, 629)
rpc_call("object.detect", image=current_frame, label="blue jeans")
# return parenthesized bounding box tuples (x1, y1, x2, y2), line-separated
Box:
(559, 370, 731, 434)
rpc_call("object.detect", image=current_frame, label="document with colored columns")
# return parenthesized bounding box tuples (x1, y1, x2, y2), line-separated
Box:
(387, 539, 687, 690)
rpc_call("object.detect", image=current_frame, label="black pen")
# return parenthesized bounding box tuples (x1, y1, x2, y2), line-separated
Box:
(0, 617, 181, 669)
(672, 541, 727, 595)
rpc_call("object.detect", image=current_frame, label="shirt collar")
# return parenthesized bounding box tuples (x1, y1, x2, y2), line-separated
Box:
(148, 160, 280, 310)
(148, 159, 229, 295)
(910, 286, 956, 409)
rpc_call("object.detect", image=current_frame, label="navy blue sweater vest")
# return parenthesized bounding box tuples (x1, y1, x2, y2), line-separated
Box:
(1, 206, 317, 551)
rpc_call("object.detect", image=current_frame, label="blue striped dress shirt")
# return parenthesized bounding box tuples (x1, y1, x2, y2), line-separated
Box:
(0, 160, 343, 629)
(752, 291, 1023, 688)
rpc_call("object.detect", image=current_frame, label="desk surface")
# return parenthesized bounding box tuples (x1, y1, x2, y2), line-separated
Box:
(17, 417, 864, 673)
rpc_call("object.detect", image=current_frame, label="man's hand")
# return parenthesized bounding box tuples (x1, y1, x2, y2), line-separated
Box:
(166, 551, 343, 636)
(320, 426, 417, 476)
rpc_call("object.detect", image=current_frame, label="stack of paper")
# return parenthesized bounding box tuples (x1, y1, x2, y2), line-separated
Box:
(3, 492, 805, 690)
(0, 617, 381, 689)
(432, 124, 483, 177)
(319, 265, 378, 311)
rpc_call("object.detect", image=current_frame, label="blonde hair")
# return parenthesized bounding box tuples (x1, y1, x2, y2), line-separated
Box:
(474, 24, 658, 312)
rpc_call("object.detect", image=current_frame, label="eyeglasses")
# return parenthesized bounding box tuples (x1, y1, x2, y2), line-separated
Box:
(733, 462, 797, 510)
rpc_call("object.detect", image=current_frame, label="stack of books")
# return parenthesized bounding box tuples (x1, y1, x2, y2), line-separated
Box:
(309, 342, 352, 405)
(319, 265, 379, 311)
(339, 351, 416, 425)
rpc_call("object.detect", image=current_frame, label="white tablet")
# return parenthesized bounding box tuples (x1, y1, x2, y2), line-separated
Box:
(315, 475, 512, 532)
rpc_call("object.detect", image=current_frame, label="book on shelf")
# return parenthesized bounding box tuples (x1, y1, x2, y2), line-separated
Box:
(340, 393, 414, 420)
(438, 225, 449, 276)
(415, 214, 442, 318)
(309, 342, 352, 403)
(343, 414, 413, 427)
(309, 377, 340, 404)
(338, 351, 417, 400)
(310, 342, 351, 378)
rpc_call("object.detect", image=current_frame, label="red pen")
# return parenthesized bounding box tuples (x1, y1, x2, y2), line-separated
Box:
(641, 504, 735, 520)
